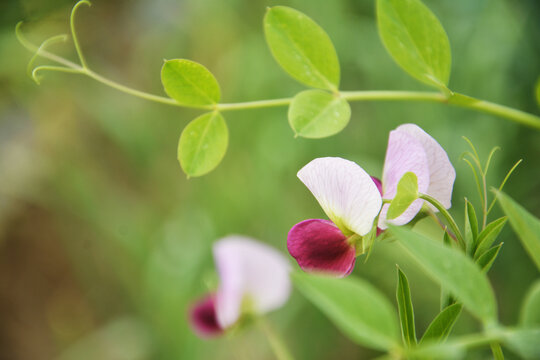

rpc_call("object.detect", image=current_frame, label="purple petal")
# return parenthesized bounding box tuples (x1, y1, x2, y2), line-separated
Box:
(287, 219, 356, 277)
(189, 294, 223, 338)
(371, 176, 383, 195)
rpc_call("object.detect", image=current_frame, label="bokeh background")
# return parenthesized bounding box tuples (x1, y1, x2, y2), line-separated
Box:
(1, 0, 539, 359)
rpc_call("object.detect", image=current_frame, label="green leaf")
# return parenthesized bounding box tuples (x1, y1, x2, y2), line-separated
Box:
(387, 172, 418, 220)
(473, 217, 507, 259)
(178, 112, 228, 177)
(421, 303, 462, 343)
(292, 272, 399, 351)
(497, 191, 540, 271)
(396, 267, 417, 346)
(503, 327, 540, 359)
(161, 59, 220, 106)
(288, 90, 350, 138)
(520, 280, 540, 327)
(390, 226, 497, 323)
(407, 340, 465, 360)
(464, 200, 478, 252)
(376, 0, 451, 89)
(476, 243, 503, 273)
(264, 6, 340, 91)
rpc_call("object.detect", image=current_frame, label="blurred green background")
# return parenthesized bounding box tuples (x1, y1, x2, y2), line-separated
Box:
(1, 0, 539, 359)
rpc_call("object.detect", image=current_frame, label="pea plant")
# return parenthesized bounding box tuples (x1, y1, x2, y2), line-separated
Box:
(17, 0, 540, 359)
(17, 0, 540, 178)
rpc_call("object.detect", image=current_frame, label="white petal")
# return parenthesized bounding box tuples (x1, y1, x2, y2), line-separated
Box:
(297, 157, 383, 236)
(213, 236, 291, 328)
(379, 130, 430, 229)
(396, 124, 456, 209)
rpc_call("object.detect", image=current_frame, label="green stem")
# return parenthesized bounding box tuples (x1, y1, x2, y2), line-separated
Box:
(458, 98, 540, 130)
(490, 342, 505, 360)
(257, 317, 295, 360)
(419, 193, 466, 250)
(341, 90, 445, 103)
(16, 23, 540, 129)
(83, 69, 205, 108)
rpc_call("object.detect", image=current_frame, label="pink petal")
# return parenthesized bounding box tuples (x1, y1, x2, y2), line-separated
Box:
(213, 236, 291, 328)
(189, 294, 223, 338)
(395, 124, 455, 209)
(287, 219, 356, 277)
(297, 157, 383, 236)
(379, 129, 430, 229)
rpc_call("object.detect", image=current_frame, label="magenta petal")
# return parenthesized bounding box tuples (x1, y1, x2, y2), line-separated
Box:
(287, 219, 356, 277)
(370, 176, 384, 236)
(371, 176, 383, 196)
(189, 294, 223, 338)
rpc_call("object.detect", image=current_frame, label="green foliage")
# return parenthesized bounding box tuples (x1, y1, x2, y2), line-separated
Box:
(376, 0, 451, 90)
(473, 217, 507, 259)
(288, 90, 350, 138)
(178, 112, 228, 177)
(502, 328, 540, 359)
(421, 303, 462, 343)
(520, 280, 540, 327)
(497, 191, 540, 271)
(406, 342, 465, 360)
(536, 78, 540, 105)
(463, 200, 478, 251)
(292, 272, 399, 351)
(476, 243, 503, 273)
(161, 59, 220, 107)
(390, 226, 496, 323)
(387, 172, 418, 220)
(396, 267, 417, 346)
(264, 6, 340, 91)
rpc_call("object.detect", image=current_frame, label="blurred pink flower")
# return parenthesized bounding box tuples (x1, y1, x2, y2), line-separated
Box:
(287, 124, 455, 277)
(189, 236, 291, 338)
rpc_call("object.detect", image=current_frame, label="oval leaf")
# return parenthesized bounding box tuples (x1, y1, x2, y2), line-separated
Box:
(397, 267, 417, 346)
(178, 112, 228, 177)
(264, 6, 340, 91)
(377, 0, 451, 89)
(288, 90, 350, 138)
(390, 226, 497, 323)
(421, 303, 462, 343)
(520, 280, 540, 327)
(388, 172, 419, 220)
(292, 272, 399, 351)
(161, 59, 220, 106)
(497, 191, 540, 271)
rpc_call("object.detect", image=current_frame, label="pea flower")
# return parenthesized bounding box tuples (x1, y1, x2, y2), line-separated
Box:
(287, 124, 455, 277)
(378, 124, 455, 229)
(189, 236, 291, 338)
